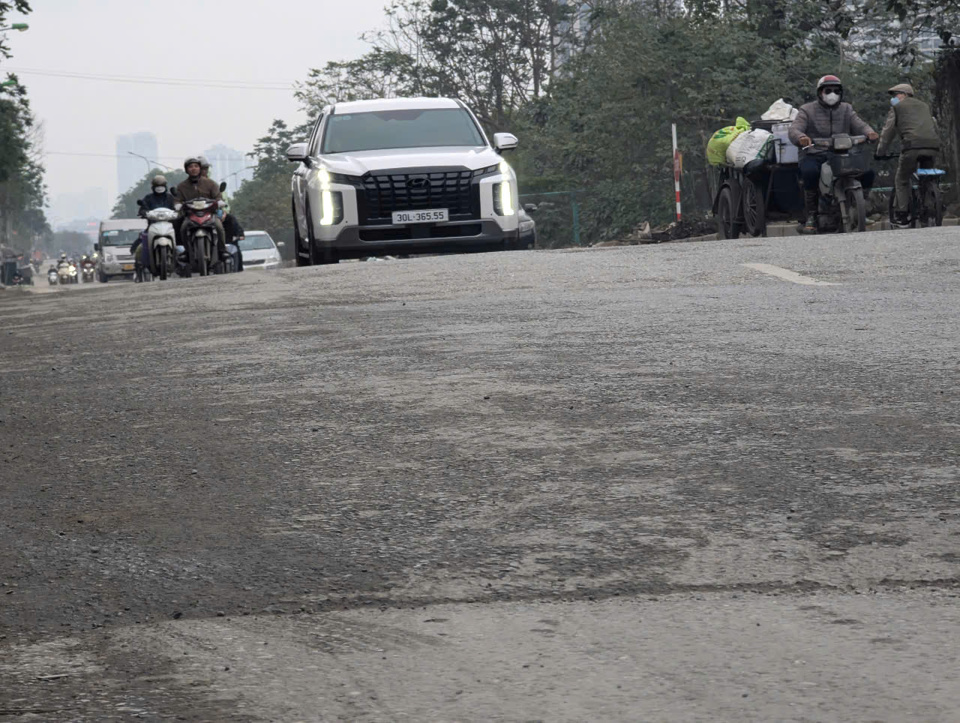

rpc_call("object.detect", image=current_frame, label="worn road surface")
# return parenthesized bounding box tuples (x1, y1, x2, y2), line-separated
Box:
(2, 228, 960, 721)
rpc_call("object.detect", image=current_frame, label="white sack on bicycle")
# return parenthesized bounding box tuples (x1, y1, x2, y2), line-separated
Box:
(727, 129, 774, 169)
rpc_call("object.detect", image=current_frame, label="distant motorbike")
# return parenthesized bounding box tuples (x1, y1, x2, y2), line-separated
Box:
(812, 134, 870, 233)
(47, 267, 58, 285)
(81, 260, 96, 283)
(57, 263, 78, 285)
(180, 198, 222, 277)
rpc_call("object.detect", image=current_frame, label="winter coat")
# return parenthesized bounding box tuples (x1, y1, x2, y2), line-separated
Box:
(788, 100, 876, 157)
(222, 214, 244, 244)
(138, 191, 178, 216)
(877, 97, 940, 156)
(174, 176, 222, 203)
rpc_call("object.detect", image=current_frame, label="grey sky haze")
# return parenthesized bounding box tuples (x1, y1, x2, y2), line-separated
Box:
(5, 0, 386, 220)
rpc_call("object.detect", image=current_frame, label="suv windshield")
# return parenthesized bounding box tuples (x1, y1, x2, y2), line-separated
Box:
(100, 230, 141, 246)
(322, 108, 485, 154)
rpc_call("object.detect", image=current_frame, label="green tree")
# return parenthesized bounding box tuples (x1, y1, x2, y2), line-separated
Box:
(230, 120, 311, 257)
(516, 7, 905, 244)
(0, 4, 51, 250)
(296, 0, 578, 128)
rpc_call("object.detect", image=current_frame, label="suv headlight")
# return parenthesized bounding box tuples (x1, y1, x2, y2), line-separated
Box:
(493, 160, 516, 216)
(317, 167, 345, 226)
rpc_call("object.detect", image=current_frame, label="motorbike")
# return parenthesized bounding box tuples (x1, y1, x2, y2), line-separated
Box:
(138, 203, 179, 280)
(179, 198, 222, 277)
(57, 263, 78, 285)
(812, 134, 870, 233)
(47, 267, 58, 285)
(81, 261, 96, 283)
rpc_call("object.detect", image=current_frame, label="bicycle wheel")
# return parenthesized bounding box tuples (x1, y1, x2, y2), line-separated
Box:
(844, 187, 866, 233)
(715, 186, 741, 240)
(921, 182, 943, 227)
(742, 180, 767, 237)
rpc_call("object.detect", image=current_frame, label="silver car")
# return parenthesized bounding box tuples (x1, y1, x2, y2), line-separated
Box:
(237, 231, 283, 270)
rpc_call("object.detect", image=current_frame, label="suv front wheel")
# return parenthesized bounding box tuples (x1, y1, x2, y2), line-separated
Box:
(305, 199, 338, 265)
(293, 198, 310, 267)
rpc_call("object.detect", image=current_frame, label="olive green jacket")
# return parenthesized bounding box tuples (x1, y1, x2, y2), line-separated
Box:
(877, 97, 940, 156)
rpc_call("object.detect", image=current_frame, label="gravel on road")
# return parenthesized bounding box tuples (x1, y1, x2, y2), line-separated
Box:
(1, 228, 959, 720)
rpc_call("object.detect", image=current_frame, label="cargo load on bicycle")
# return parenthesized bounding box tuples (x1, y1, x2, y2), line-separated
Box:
(707, 100, 807, 238)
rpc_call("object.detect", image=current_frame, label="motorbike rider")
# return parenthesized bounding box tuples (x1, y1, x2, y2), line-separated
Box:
(876, 83, 941, 227)
(174, 156, 226, 264)
(789, 75, 880, 234)
(129, 176, 176, 280)
(221, 204, 245, 271)
(139, 174, 178, 215)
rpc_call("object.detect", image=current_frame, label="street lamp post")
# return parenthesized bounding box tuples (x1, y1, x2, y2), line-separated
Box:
(127, 151, 153, 175)
(225, 165, 256, 191)
(127, 151, 173, 174)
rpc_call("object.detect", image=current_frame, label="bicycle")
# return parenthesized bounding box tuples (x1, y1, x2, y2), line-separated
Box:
(876, 153, 945, 228)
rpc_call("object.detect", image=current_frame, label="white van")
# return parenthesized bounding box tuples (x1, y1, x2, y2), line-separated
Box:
(96, 218, 146, 282)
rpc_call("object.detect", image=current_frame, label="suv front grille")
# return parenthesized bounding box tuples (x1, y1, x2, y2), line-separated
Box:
(349, 166, 496, 225)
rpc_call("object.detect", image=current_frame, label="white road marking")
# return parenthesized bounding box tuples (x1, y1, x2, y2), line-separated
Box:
(742, 263, 839, 286)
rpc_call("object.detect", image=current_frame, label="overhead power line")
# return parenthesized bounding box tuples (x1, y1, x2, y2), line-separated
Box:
(45, 151, 251, 161)
(6, 67, 295, 91)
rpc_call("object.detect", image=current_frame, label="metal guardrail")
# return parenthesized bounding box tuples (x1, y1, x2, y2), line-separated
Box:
(519, 190, 586, 246)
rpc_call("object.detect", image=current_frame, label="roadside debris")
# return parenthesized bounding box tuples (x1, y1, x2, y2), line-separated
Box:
(592, 218, 716, 247)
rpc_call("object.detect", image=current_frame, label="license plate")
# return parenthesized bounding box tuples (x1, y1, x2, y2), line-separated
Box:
(122, 264, 134, 271)
(392, 209, 449, 225)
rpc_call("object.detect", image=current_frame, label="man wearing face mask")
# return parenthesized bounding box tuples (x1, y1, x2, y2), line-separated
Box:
(789, 75, 880, 234)
(876, 83, 940, 227)
(131, 175, 177, 281)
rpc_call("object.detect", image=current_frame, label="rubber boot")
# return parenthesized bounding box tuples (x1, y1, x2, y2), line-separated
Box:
(798, 190, 819, 234)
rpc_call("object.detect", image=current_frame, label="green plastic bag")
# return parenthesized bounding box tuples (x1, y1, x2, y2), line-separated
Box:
(706, 117, 751, 166)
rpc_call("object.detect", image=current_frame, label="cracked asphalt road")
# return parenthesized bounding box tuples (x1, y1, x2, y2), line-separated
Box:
(1, 227, 959, 721)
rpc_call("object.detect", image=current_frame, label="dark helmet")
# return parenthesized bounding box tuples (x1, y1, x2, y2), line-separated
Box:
(184, 156, 201, 172)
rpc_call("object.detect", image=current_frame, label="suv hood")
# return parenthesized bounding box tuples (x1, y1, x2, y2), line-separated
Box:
(323, 146, 501, 176)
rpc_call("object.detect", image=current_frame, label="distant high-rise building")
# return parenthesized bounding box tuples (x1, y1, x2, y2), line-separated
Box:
(116, 132, 159, 196)
(201, 144, 253, 192)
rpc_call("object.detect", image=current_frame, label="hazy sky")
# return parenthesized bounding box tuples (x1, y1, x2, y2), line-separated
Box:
(5, 0, 386, 220)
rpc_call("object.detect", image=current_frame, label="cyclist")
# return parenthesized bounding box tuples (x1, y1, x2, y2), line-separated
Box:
(876, 83, 941, 228)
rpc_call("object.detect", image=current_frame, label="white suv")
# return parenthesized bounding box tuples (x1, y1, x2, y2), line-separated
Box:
(287, 97, 521, 265)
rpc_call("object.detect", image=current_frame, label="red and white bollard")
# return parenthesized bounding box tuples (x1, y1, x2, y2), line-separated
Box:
(672, 123, 682, 223)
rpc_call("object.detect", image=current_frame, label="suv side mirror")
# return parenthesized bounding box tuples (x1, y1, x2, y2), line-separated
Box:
(93, 243, 100, 252)
(493, 133, 518, 153)
(276, 241, 286, 248)
(287, 143, 310, 165)
(523, 203, 538, 213)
